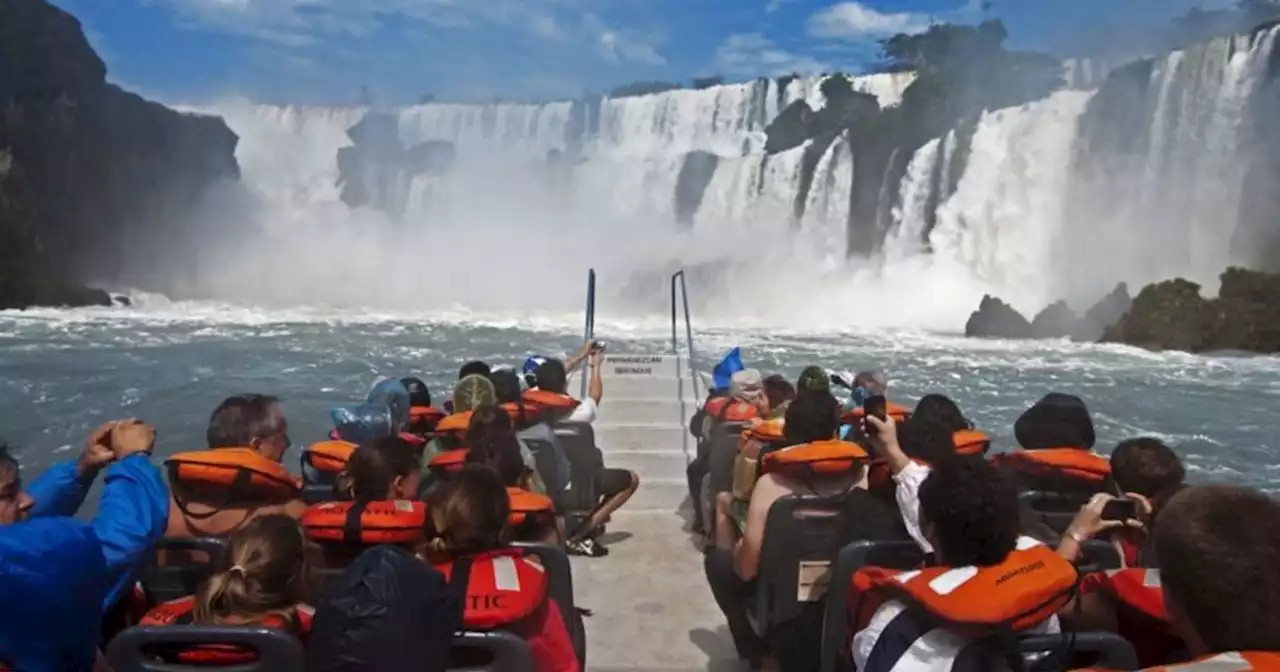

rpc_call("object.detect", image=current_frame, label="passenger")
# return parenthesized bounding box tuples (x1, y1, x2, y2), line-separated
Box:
(796, 365, 831, 394)
(0, 421, 168, 672)
(465, 405, 545, 495)
(687, 349, 746, 535)
(705, 390, 899, 668)
(165, 394, 305, 540)
(305, 435, 425, 568)
(994, 392, 1110, 494)
(692, 369, 768, 533)
(460, 360, 492, 380)
(140, 515, 314, 662)
(761, 374, 795, 418)
(423, 374, 498, 466)
(1106, 437, 1186, 565)
(424, 466, 580, 672)
(466, 432, 563, 545)
(908, 393, 971, 432)
(402, 376, 443, 438)
(308, 545, 460, 672)
(493, 366, 571, 500)
(533, 352, 639, 558)
(1055, 488, 1184, 667)
(851, 457, 1072, 671)
(1125, 486, 1280, 670)
(863, 418, 959, 510)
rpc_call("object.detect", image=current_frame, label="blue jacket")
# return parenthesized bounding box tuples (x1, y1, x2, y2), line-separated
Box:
(0, 455, 169, 671)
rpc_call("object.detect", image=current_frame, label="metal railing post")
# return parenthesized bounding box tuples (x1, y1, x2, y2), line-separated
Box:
(581, 269, 595, 399)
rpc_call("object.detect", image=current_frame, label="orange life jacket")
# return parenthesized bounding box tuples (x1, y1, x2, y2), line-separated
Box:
(991, 448, 1112, 484)
(435, 411, 475, 442)
(300, 499, 426, 545)
(705, 397, 761, 423)
(1132, 652, 1280, 671)
(140, 595, 313, 665)
(520, 389, 580, 414)
(409, 405, 447, 429)
(739, 418, 785, 451)
(507, 487, 555, 527)
(853, 537, 1077, 636)
(1096, 568, 1168, 623)
(166, 448, 300, 517)
(840, 401, 912, 426)
(303, 440, 357, 474)
(953, 430, 991, 456)
(429, 448, 471, 475)
(434, 548, 549, 629)
(761, 440, 867, 477)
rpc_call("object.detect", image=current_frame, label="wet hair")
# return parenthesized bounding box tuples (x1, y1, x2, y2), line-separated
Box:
(1154, 486, 1280, 653)
(207, 394, 284, 449)
(763, 375, 796, 412)
(466, 433, 529, 488)
(534, 358, 568, 395)
(1110, 437, 1185, 499)
(459, 361, 491, 380)
(911, 394, 971, 432)
(425, 465, 510, 555)
(489, 368, 523, 405)
(194, 514, 309, 627)
(1013, 392, 1096, 450)
(898, 419, 959, 466)
(783, 390, 840, 445)
(336, 436, 421, 502)
(400, 377, 431, 407)
(466, 405, 515, 448)
(918, 457, 1020, 566)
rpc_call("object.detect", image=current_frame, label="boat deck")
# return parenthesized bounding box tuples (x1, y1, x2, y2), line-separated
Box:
(568, 354, 739, 671)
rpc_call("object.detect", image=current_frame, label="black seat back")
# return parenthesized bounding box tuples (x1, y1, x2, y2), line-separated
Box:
(522, 435, 569, 510)
(751, 493, 851, 635)
(143, 538, 229, 604)
(552, 424, 603, 529)
(820, 540, 926, 672)
(512, 542, 585, 666)
(702, 421, 751, 537)
(1021, 632, 1139, 671)
(449, 631, 535, 672)
(106, 625, 305, 672)
(1019, 490, 1096, 537)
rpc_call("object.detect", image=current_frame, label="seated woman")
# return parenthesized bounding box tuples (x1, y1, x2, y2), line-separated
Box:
(141, 514, 314, 663)
(302, 436, 426, 569)
(990, 392, 1112, 494)
(466, 432, 563, 546)
(423, 466, 579, 672)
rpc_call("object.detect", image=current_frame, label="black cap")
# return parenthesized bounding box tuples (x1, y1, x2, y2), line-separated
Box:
(399, 377, 431, 407)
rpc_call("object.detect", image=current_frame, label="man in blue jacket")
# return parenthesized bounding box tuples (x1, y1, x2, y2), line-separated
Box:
(0, 420, 170, 671)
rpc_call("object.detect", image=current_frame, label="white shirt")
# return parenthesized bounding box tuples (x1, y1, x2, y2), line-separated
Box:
(853, 599, 1060, 672)
(563, 397, 598, 424)
(894, 461, 933, 554)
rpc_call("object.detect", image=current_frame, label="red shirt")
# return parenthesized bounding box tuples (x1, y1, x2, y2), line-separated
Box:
(1079, 572, 1183, 667)
(509, 600, 580, 672)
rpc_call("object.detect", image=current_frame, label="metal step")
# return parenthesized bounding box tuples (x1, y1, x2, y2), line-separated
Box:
(594, 398, 688, 427)
(595, 425, 688, 454)
(619, 477, 691, 513)
(603, 449, 689, 482)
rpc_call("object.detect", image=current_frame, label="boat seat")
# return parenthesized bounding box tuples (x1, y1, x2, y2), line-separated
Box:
(106, 625, 305, 672)
(449, 631, 535, 672)
(512, 542, 585, 667)
(1019, 489, 1099, 537)
(746, 493, 850, 638)
(700, 420, 753, 539)
(142, 538, 229, 604)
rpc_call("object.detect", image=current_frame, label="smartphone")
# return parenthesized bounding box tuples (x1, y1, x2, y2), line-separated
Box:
(1101, 497, 1138, 521)
(592, 341, 607, 353)
(862, 395, 887, 437)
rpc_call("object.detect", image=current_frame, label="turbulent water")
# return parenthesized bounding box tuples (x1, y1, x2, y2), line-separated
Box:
(6, 33, 1280, 493)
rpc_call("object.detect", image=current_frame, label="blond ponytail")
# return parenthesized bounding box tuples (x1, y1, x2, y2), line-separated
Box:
(193, 514, 309, 627)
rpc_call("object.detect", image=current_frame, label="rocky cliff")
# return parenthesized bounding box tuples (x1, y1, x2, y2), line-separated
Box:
(0, 0, 239, 309)
(1103, 268, 1280, 353)
(964, 283, 1132, 341)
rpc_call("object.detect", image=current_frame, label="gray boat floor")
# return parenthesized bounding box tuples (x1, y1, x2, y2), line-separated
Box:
(568, 354, 751, 671)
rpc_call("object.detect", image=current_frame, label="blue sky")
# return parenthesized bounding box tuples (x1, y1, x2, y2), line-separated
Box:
(52, 0, 1229, 105)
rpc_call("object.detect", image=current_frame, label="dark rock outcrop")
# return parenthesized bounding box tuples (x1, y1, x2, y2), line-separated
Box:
(965, 283, 1133, 341)
(965, 295, 1033, 338)
(337, 111, 455, 214)
(763, 75, 880, 156)
(673, 151, 719, 227)
(1102, 268, 1280, 353)
(1030, 300, 1079, 338)
(1, 0, 239, 309)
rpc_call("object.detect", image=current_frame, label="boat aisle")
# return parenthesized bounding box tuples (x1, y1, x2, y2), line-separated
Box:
(569, 354, 739, 671)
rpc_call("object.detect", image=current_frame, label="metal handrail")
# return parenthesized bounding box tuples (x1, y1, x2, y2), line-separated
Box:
(670, 270, 701, 458)
(580, 269, 596, 399)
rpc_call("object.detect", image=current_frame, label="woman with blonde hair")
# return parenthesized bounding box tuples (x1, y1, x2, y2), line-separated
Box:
(141, 514, 314, 661)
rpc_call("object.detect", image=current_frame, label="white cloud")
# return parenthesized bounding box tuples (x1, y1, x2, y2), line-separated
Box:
(764, 0, 794, 14)
(807, 2, 932, 40)
(714, 33, 832, 77)
(583, 13, 666, 66)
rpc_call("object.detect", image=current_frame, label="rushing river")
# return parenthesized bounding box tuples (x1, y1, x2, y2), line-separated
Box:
(2, 300, 1278, 493)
